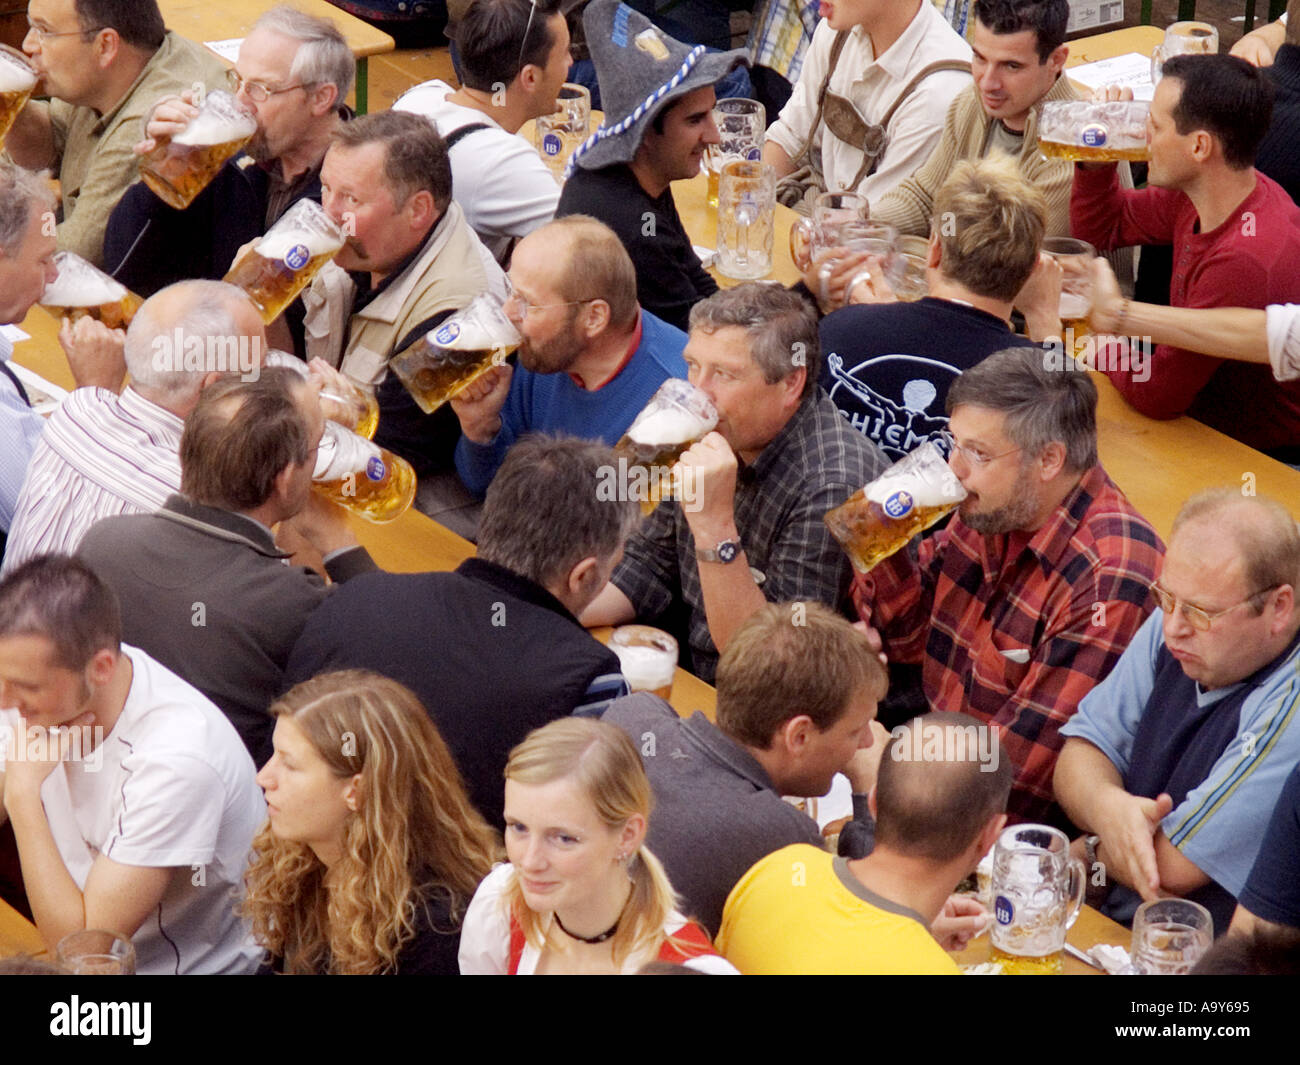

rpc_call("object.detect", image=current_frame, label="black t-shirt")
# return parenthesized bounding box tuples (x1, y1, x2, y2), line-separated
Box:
(818, 297, 1038, 462)
(1239, 763, 1300, 928)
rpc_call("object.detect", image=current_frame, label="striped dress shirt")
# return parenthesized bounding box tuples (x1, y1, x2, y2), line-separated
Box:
(3, 386, 183, 573)
(853, 466, 1165, 827)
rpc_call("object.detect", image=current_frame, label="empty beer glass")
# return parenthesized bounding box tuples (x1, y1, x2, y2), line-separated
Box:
(610, 625, 678, 701)
(40, 252, 143, 329)
(390, 293, 521, 415)
(139, 89, 257, 210)
(535, 83, 591, 180)
(1132, 899, 1213, 975)
(1152, 21, 1218, 84)
(1038, 100, 1150, 163)
(716, 160, 776, 281)
(824, 440, 966, 573)
(989, 824, 1086, 975)
(312, 420, 416, 523)
(223, 198, 345, 324)
(0, 45, 37, 149)
(789, 190, 870, 272)
(1044, 236, 1096, 358)
(613, 378, 718, 515)
(704, 98, 765, 208)
(56, 929, 137, 975)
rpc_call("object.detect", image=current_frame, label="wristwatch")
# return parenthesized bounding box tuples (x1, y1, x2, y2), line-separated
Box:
(696, 537, 741, 564)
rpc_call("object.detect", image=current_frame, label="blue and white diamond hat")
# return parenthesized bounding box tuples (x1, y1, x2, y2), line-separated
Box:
(568, 0, 749, 174)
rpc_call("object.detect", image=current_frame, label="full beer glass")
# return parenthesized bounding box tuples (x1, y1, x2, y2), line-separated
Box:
(716, 160, 775, 281)
(789, 191, 870, 272)
(989, 824, 1086, 975)
(1152, 21, 1218, 84)
(40, 252, 143, 329)
(1044, 237, 1096, 360)
(223, 199, 345, 324)
(139, 90, 257, 210)
(1038, 100, 1150, 163)
(824, 441, 965, 573)
(535, 83, 591, 180)
(264, 350, 379, 440)
(390, 294, 521, 415)
(613, 378, 718, 515)
(0, 46, 37, 148)
(610, 625, 677, 701)
(703, 98, 765, 209)
(312, 420, 416, 523)
(1132, 899, 1213, 974)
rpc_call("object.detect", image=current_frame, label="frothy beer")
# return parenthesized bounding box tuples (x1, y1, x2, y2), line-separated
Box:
(40, 252, 143, 329)
(614, 379, 717, 515)
(312, 421, 416, 524)
(609, 625, 677, 701)
(223, 199, 345, 324)
(824, 441, 965, 573)
(140, 90, 256, 210)
(0, 46, 37, 148)
(1037, 100, 1149, 163)
(390, 294, 521, 415)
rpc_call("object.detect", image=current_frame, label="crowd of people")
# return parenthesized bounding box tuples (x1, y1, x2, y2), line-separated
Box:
(0, 0, 1298, 976)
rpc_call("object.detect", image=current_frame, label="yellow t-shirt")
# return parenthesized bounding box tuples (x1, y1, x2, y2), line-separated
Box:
(717, 844, 961, 975)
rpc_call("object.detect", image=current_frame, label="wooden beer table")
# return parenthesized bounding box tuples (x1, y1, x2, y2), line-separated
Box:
(0, 897, 44, 960)
(1066, 24, 1164, 69)
(158, 0, 396, 114)
(952, 904, 1132, 975)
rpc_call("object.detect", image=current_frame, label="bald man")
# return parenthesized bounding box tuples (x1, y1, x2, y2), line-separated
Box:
(718, 711, 1011, 974)
(450, 214, 687, 497)
(1056, 489, 1300, 934)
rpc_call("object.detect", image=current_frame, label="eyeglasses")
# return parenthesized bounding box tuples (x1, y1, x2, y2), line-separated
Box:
(937, 430, 1021, 470)
(502, 276, 597, 318)
(1150, 580, 1279, 632)
(516, 0, 539, 79)
(227, 68, 308, 103)
(26, 19, 102, 44)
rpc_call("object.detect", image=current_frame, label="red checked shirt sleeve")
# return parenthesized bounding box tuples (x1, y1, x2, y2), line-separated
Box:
(850, 529, 946, 666)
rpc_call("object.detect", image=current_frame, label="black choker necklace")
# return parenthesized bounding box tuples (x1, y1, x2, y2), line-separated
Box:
(553, 911, 619, 944)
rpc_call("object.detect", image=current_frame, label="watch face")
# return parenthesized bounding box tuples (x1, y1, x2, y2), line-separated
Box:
(717, 540, 739, 563)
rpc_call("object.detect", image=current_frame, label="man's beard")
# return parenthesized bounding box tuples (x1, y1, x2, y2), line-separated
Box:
(960, 465, 1040, 536)
(246, 130, 271, 165)
(519, 312, 583, 375)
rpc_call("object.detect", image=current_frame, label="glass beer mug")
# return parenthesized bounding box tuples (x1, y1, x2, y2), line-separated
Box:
(1038, 100, 1151, 163)
(613, 378, 718, 515)
(40, 252, 144, 329)
(0, 45, 38, 149)
(312, 420, 416, 524)
(1151, 21, 1218, 84)
(223, 198, 346, 324)
(824, 440, 966, 573)
(703, 97, 765, 209)
(789, 191, 870, 273)
(139, 89, 257, 210)
(390, 293, 521, 415)
(535, 83, 591, 180)
(264, 350, 380, 440)
(1131, 898, 1213, 975)
(609, 625, 677, 701)
(716, 160, 776, 281)
(989, 824, 1086, 975)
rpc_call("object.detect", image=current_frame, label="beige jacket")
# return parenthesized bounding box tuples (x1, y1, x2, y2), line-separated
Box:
(304, 201, 506, 383)
(872, 73, 1082, 238)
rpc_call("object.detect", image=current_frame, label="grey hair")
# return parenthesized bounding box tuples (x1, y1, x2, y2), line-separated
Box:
(124, 280, 255, 403)
(0, 160, 55, 257)
(253, 4, 355, 101)
(477, 435, 641, 590)
(1171, 488, 1300, 603)
(945, 346, 1098, 472)
(687, 283, 820, 398)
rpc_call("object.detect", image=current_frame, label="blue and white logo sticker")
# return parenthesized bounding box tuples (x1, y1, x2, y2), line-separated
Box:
(745, 146, 761, 161)
(883, 490, 915, 519)
(542, 132, 563, 158)
(994, 895, 1015, 926)
(434, 322, 460, 346)
(1080, 123, 1109, 148)
(284, 244, 310, 271)
(365, 456, 386, 482)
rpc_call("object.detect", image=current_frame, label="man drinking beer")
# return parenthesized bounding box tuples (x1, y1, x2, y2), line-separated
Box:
(853, 346, 1163, 829)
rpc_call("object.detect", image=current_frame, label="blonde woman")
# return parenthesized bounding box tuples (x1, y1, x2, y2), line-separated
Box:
(458, 718, 736, 974)
(243, 671, 498, 974)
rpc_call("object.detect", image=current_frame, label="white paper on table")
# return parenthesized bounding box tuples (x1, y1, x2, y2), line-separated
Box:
(6, 361, 68, 415)
(204, 38, 244, 63)
(0, 324, 29, 344)
(1069, 52, 1155, 102)
(693, 244, 716, 268)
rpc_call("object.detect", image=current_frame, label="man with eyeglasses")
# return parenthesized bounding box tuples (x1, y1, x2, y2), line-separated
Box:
(449, 215, 685, 500)
(104, 5, 352, 358)
(4, 0, 227, 267)
(1056, 489, 1300, 934)
(852, 345, 1163, 830)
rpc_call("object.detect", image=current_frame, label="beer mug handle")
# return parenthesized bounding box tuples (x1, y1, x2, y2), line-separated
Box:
(1150, 44, 1166, 85)
(1064, 856, 1087, 931)
(790, 216, 816, 272)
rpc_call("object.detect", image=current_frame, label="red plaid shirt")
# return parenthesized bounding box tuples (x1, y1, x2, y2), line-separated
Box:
(852, 466, 1164, 826)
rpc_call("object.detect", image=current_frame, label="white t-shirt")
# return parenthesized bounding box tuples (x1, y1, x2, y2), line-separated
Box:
(394, 80, 560, 264)
(1266, 303, 1300, 381)
(0, 645, 265, 974)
